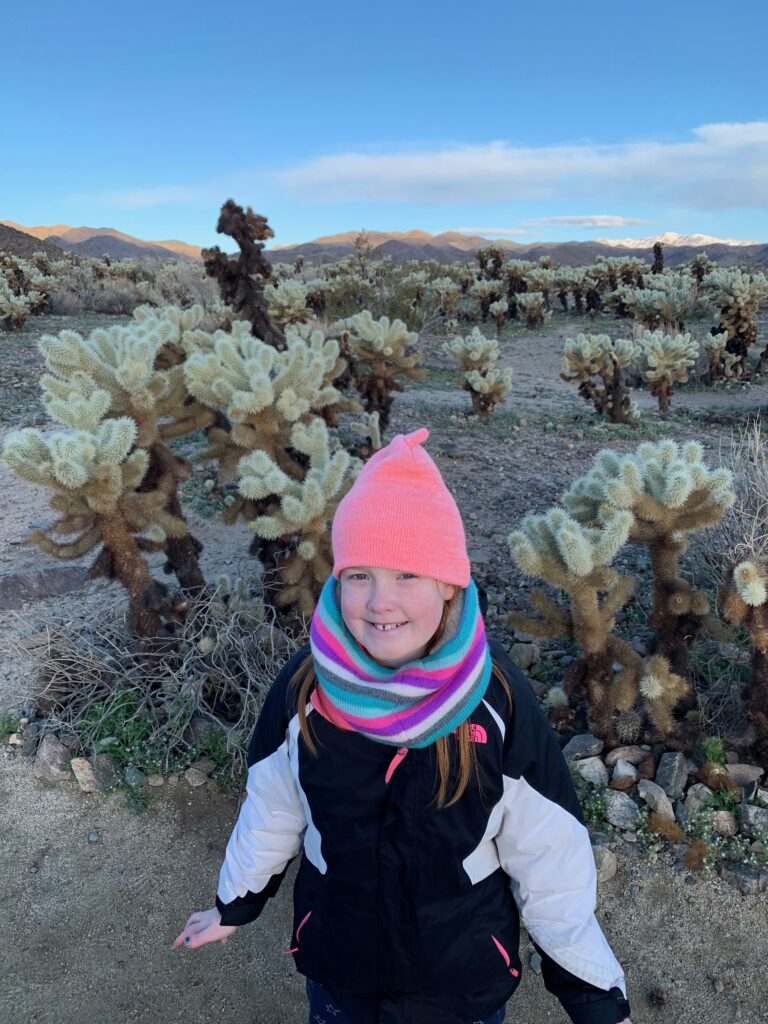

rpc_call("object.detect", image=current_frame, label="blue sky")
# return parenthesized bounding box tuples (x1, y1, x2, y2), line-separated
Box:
(4, 0, 768, 248)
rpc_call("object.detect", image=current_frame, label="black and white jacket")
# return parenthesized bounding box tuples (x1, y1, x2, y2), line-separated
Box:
(215, 640, 631, 1024)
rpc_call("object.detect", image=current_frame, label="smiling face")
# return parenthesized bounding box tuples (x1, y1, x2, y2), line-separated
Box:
(338, 566, 457, 668)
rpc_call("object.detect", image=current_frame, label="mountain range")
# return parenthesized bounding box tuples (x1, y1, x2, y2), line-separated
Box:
(2, 221, 767, 268)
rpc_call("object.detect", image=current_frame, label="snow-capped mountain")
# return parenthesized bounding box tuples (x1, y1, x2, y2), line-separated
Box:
(595, 231, 759, 249)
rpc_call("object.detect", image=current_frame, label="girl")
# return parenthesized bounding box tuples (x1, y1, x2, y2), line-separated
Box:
(174, 428, 633, 1024)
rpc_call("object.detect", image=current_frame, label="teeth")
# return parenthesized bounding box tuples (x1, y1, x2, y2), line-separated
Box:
(373, 622, 406, 631)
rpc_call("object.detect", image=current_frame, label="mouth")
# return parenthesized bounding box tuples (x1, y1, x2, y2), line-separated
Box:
(367, 621, 408, 632)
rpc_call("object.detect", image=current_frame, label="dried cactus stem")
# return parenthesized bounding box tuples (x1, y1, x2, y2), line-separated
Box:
(97, 511, 169, 637)
(202, 199, 286, 351)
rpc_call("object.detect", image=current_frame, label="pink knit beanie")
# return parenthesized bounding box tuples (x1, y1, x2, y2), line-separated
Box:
(331, 427, 470, 587)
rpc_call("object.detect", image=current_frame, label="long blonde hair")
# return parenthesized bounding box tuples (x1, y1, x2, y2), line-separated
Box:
(290, 591, 513, 809)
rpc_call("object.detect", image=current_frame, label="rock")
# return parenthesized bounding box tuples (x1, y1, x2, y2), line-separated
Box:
(575, 756, 609, 787)
(510, 642, 540, 672)
(718, 861, 768, 895)
(622, 831, 638, 843)
(167, 774, 179, 787)
(182, 715, 220, 747)
(675, 802, 690, 829)
(685, 783, 714, 817)
(637, 779, 675, 820)
(529, 952, 542, 974)
(612, 759, 639, 783)
(7, 732, 23, 746)
(604, 790, 641, 829)
(70, 755, 117, 793)
(33, 734, 72, 783)
(593, 846, 617, 883)
(713, 979, 725, 995)
(672, 843, 690, 859)
(184, 767, 208, 788)
(188, 758, 217, 776)
(562, 734, 604, 761)
(0, 565, 88, 610)
(726, 763, 764, 786)
(604, 745, 647, 767)
(655, 751, 688, 799)
(756, 788, 768, 807)
(713, 810, 738, 836)
(725, 751, 739, 764)
(124, 766, 147, 789)
(684, 757, 698, 776)
(741, 804, 768, 833)
(147, 774, 165, 787)
(751, 840, 766, 855)
(88, 830, 100, 844)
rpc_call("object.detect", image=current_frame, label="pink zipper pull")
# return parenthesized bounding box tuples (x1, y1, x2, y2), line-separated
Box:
(283, 910, 312, 954)
(385, 747, 409, 784)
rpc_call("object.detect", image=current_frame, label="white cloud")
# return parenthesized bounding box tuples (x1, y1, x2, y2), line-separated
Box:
(274, 122, 768, 209)
(526, 215, 651, 229)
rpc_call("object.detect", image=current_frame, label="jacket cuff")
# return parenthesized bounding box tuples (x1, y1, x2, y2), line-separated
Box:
(215, 863, 291, 926)
(559, 987, 631, 1024)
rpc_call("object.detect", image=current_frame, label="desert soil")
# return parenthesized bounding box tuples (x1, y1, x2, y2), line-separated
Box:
(2, 308, 768, 1024)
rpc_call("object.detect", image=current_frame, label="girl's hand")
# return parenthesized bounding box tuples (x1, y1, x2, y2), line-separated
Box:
(173, 907, 239, 950)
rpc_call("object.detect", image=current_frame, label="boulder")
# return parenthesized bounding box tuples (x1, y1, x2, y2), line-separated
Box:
(718, 861, 768, 895)
(33, 734, 72, 783)
(510, 642, 541, 672)
(70, 755, 117, 793)
(593, 846, 617, 884)
(562, 734, 604, 761)
(655, 752, 688, 800)
(604, 790, 641, 829)
(604, 745, 649, 767)
(726, 764, 764, 787)
(685, 783, 714, 817)
(741, 804, 768, 833)
(575, 757, 609, 787)
(713, 810, 738, 837)
(637, 779, 675, 820)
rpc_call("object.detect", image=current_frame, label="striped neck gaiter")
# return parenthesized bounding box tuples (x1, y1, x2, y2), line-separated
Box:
(309, 574, 491, 749)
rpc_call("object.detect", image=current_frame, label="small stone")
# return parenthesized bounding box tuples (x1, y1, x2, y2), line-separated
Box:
(756, 788, 768, 807)
(713, 810, 738, 836)
(167, 774, 179, 787)
(655, 751, 688, 799)
(713, 979, 725, 994)
(88, 830, 100, 844)
(19, 717, 29, 728)
(576, 756, 609, 787)
(124, 766, 148, 789)
(593, 846, 617, 883)
(184, 767, 208, 788)
(718, 861, 768, 895)
(33, 734, 72, 783)
(71, 755, 117, 793)
(468, 512, 479, 521)
(741, 803, 768, 832)
(529, 952, 542, 974)
(637, 779, 675, 820)
(684, 874, 697, 885)
(685, 783, 714, 817)
(675, 802, 690, 829)
(7, 732, 23, 746)
(562, 734, 604, 761)
(147, 774, 165, 787)
(726, 763, 764, 786)
(622, 831, 638, 843)
(604, 790, 641, 829)
(605, 745, 647, 767)
(612, 759, 639, 782)
(510, 642, 541, 672)
(672, 843, 689, 859)
(629, 884, 641, 896)
(750, 840, 766, 855)
(188, 758, 217, 776)
(559, 654, 574, 667)
(519, 419, 528, 427)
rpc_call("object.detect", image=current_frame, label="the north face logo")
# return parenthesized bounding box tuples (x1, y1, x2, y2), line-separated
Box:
(451, 723, 487, 743)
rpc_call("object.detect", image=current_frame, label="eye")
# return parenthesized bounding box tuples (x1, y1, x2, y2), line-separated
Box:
(399, 573, 417, 580)
(347, 572, 368, 580)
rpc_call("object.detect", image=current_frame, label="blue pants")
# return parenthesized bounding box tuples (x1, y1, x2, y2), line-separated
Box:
(306, 977, 506, 1023)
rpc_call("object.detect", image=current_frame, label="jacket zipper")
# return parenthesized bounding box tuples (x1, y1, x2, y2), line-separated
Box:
(384, 747, 409, 784)
(491, 934, 520, 978)
(283, 910, 312, 955)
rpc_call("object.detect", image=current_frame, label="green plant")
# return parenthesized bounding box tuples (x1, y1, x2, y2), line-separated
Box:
(695, 736, 727, 767)
(0, 713, 21, 742)
(568, 763, 608, 830)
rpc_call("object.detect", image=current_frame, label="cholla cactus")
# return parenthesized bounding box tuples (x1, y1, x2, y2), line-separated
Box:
(335, 310, 426, 431)
(489, 298, 509, 335)
(183, 319, 360, 622)
(504, 259, 534, 318)
(2, 419, 176, 637)
(638, 654, 689, 736)
(33, 306, 211, 595)
(563, 440, 734, 685)
(702, 330, 741, 383)
(470, 278, 505, 321)
(346, 410, 383, 460)
(561, 333, 640, 424)
(623, 279, 693, 333)
(443, 327, 512, 420)
(507, 505, 640, 743)
(0, 279, 35, 329)
(517, 292, 551, 330)
(524, 268, 555, 308)
(428, 277, 462, 317)
(554, 268, 584, 313)
(476, 245, 506, 280)
(719, 561, 768, 769)
(635, 330, 699, 415)
(264, 280, 311, 329)
(238, 419, 359, 616)
(689, 253, 713, 286)
(705, 269, 768, 375)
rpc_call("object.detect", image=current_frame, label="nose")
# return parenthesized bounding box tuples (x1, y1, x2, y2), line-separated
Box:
(366, 581, 397, 614)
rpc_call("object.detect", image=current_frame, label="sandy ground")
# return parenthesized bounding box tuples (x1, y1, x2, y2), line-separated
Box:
(3, 308, 768, 1024)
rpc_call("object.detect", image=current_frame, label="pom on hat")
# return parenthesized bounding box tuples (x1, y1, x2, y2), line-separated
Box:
(331, 427, 470, 587)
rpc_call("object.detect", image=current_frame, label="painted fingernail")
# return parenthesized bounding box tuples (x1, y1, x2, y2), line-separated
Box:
(185, 936, 190, 944)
